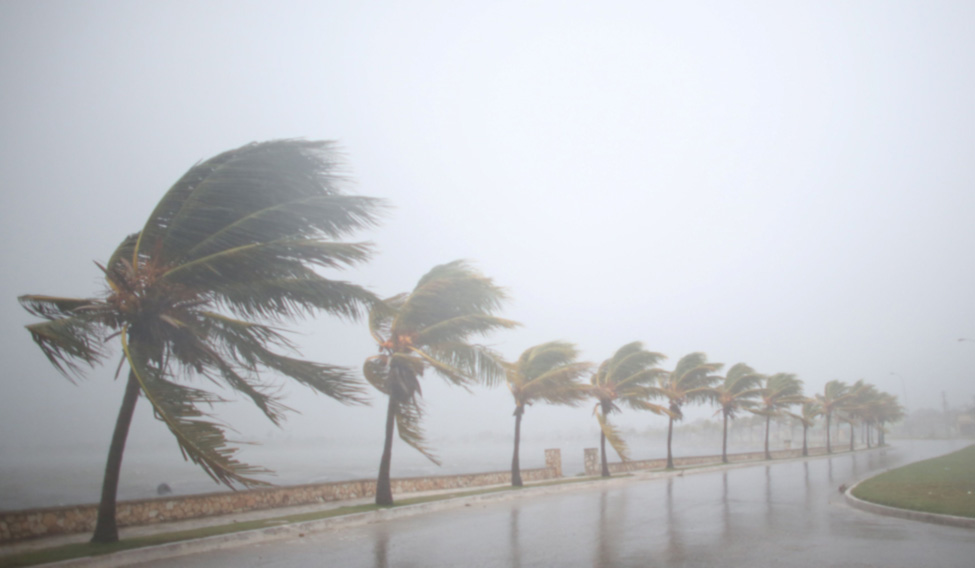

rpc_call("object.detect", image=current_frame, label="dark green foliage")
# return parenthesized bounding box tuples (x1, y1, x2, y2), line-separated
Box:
(20, 140, 383, 520)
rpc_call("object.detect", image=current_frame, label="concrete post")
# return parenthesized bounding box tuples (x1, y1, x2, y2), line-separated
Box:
(544, 449, 562, 478)
(584, 448, 599, 476)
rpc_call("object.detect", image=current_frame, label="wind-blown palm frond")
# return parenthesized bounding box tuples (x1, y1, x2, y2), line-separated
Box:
(655, 352, 723, 469)
(20, 139, 383, 543)
(123, 333, 269, 487)
(136, 140, 381, 264)
(716, 363, 764, 419)
(422, 341, 509, 387)
(815, 379, 854, 453)
(393, 397, 440, 465)
(713, 362, 764, 462)
(597, 410, 629, 461)
(366, 261, 517, 504)
(20, 302, 112, 379)
(589, 342, 667, 476)
(505, 341, 591, 486)
(755, 372, 804, 459)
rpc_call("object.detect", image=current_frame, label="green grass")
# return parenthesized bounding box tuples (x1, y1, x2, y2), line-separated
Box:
(852, 444, 975, 518)
(0, 476, 604, 568)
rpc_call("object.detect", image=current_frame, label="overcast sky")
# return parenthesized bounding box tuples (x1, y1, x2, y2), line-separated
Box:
(2, 0, 974, 481)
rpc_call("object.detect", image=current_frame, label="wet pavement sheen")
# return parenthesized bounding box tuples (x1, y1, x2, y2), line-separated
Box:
(134, 440, 974, 567)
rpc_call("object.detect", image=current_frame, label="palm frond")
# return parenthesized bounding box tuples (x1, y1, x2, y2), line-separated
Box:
(616, 367, 668, 390)
(605, 342, 665, 383)
(393, 397, 441, 465)
(19, 295, 100, 320)
(415, 314, 519, 346)
(367, 293, 407, 345)
(183, 194, 384, 262)
(519, 341, 580, 377)
(136, 140, 383, 265)
(628, 397, 671, 416)
(422, 342, 508, 387)
(20, 304, 111, 380)
(363, 355, 391, 395)
(124, 333, 270, 488)
(162, 240, 374, 288)
(521, 362, 593, 406)
(214, 275, 378, 323)
(724, 363, 764, 394)
(597, 411, 629, 461)
(393, 260, 509, 333)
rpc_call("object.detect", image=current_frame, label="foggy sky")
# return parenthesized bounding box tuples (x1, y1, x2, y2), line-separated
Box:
(2, 0, 974, 477)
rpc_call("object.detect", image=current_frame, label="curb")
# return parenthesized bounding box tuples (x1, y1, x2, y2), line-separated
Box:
(844, 479, 975, 530)
(45, 476, 647, 567)
(38, 447, 884, 567)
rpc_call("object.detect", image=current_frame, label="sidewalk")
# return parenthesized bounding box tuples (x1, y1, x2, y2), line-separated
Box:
(1, 446, 910, 567)
(2, 465, 722, 567)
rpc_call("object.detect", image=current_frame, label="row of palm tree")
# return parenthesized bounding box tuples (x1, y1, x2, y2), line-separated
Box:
(503, 346, 904, 484)
(18, 140, 904, 542)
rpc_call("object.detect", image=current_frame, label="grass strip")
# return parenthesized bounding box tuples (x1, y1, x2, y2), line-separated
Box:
(851, 444, 975, 518)
(0, 476, 604, 568)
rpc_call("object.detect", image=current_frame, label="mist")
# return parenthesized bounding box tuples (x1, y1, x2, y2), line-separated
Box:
(2, 0, 974, 505)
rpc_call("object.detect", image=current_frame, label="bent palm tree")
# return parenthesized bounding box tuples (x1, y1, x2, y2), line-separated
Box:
(654, 353, 722, 469)
(20, 140, 382, 543)
(713, 363, 763, 463)
(815, 380, 853, 454)
(872, 392, 904, 447)
(790, 400, 822, 457)
(755, 373, 804, 459)
(846, 379, 878, 449)
(364, 261, 518, 505)
(506, 341, 591, 486)
(588, 342, 668, 477)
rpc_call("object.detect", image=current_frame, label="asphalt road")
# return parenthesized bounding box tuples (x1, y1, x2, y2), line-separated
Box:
(133, 439, 974, 567)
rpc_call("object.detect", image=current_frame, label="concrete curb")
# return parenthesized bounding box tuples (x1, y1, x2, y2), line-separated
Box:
(40, 447, 884, 567)
(844, 478, 975, 530)
(47, 476, 648, 567)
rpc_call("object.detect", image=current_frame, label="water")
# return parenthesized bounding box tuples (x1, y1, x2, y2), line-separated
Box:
(0, 430, 775, 511)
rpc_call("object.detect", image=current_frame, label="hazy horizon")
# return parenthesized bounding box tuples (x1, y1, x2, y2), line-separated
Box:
(2, 0, 974, 500)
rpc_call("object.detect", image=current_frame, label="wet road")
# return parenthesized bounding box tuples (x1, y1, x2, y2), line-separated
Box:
(135, 440, 974, 567)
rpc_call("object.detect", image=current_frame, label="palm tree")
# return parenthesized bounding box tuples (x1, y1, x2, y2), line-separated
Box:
(505, 341, 591, 486)
(847, 380, 881, 448)
(654, 353, 723, 469)
(815, 380, 853, 454)
(873, 392, 905, 447)
(836, 379, 873, 451)
(755, 373, 804, 460)
(19, 140, 382, 543)
(790, 400, 822, 457)
(588, 342, 668, 477)
(363, 261, 518, 505)
(712, 363, 763, 463)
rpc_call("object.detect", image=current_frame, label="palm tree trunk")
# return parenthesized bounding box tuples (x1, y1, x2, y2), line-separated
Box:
(376, 396, 397, 506)
(666, 415, 675, 470)
(91, 371, 140, 543)
(764, 414, 772, 460)
(600, 404, 610, 478)
(802, 423, 808, 457)
(511, 407, 523, 487)
(825, 412, 832, 454)
(721, 411, 729, 464)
